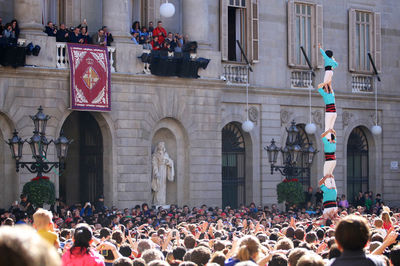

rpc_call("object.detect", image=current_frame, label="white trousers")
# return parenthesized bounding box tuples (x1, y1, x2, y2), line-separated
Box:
(324, 160, 337, 176)
(325, 112, 337, 132)
(323, 207, 338, 220)
(324, 70, 333, 83)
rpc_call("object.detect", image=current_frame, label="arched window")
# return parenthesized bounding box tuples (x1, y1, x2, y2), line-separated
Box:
(222, 123, 245, 208)
(347, 127, 369, 203)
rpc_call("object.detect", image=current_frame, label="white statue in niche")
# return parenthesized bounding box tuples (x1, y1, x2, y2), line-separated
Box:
(151, 142, 174, 205)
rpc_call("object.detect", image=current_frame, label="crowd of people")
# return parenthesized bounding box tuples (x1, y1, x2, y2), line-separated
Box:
(43, 19, 193, 53)
(303, 188, 384, 216)
(1, 193, 400, 266)
(44, 19, 114, 46)
(0, 17, 20, 45)
(130, 20, 192, 53)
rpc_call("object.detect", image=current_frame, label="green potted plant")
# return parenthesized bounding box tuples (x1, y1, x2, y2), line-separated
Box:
(277, 178, 305, 205)
(22, 176, 55, 208)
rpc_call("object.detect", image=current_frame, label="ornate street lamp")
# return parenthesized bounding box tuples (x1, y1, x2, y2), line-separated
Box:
(265, 120, 318, 179)
(303, 142, 317, 166)
(6, 106, 72, 177)
(291, 143, 302, 164)
(286, 121, 299, 145)
(29, 106, 50, 135)
(280, 146, 291, 164)
(7, 129, 24, 161)
(266, 139, 280, 164)
(54, 129, 72, 161)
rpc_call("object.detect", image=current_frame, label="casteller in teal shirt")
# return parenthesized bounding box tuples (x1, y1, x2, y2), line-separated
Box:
(320, 48, 338, 69)
(320, 184, 337, 202)
(322, 136, 336, 153)
(318, 87, 335, 105)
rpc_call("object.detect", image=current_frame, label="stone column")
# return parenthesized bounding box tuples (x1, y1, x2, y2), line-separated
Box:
(14, 0, 45, 35)
(14, 0, 57, 68)
(103, 0, 131, 43)
(182, 0, 211, 49)
(182, 0, 221, 79)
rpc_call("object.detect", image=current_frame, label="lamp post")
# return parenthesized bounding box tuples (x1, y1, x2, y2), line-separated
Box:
(6, 106, 72, 177)
(264, 120, 317, 180)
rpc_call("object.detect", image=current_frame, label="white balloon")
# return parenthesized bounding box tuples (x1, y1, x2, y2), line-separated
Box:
(242, 120, 254, 132)
(160, 2, 175, 18)
(305, 123, 317, 134)
(371, 125, 382, 135)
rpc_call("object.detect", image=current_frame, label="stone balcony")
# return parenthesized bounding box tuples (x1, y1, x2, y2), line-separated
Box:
(352, 74, 374, 93)
(290, 70, 313, 89)
(222, 62, 249, 84)
(56, 42, 116, 72)
(1, 34, 222, 79)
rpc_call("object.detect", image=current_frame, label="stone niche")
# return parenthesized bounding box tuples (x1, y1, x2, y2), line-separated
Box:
(150, 118, 190, 206)
(151, 128, 178, 204)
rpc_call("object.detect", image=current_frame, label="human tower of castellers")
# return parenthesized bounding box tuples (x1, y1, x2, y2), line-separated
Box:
(317, 43, 339, 224)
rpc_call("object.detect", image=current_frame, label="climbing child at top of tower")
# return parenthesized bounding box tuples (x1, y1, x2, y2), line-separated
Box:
(319, 43, 338, 86)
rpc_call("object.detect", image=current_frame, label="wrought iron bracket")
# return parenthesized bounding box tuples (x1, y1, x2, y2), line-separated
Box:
(270, 164, 310, 179)
(16, 160, 64, 177)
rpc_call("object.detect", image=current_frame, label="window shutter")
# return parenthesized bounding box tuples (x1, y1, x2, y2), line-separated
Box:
(287, 0, 295, 66)
(220, 0, 228, 61)
(316, 4, 323, 68)
(251, 0, 259, 63)
(348, 8, 356, 72)
(374, 12, 381, 73)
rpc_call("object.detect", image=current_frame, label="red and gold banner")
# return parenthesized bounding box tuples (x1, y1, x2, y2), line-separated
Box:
(67, 44, 111, 111)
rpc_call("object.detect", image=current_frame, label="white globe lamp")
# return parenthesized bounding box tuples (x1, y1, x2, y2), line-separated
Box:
(305, 123, 317, 135)
(160, 1, 175, 18)
(242, 120, 254, 132)
(371, 125, 382, 135)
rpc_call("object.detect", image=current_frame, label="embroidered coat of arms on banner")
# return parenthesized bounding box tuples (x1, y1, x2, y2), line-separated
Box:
(67, 44, 111, 111)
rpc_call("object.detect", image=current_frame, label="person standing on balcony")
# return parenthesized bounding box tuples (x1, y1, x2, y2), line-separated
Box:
(131, 21, 141, 35)
(139, 26, 149, 44)
(151, 36, 161, 50)
(2, 23, 15, 42)
(102, 26, 113, 46)
(11, 19, 19, 40)
(56, 24, 69, 42)
(79, 27, 91, 44)
(131, 32, 139, 45)
(69, 27, 83, 44)
(44, 21, 57, 37)
(92, 28, 106, 46)
(148, 21, 154, 34)
(153, 21, 166, 44)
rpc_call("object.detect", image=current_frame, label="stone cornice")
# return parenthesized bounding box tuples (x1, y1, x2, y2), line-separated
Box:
(0, 66, 399, 102)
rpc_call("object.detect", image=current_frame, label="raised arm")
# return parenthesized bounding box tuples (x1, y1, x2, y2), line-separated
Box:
(319, 175, 330, 187)
(372, 231, 398, 255)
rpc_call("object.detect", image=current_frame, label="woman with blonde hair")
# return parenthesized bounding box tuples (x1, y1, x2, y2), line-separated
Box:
(381, 211, 393, 231)
(225, 236, 261, 266)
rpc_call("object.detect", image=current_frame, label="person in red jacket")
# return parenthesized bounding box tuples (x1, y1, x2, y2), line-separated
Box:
(151, 36, 161, 50)
(152, 21, 167, 44)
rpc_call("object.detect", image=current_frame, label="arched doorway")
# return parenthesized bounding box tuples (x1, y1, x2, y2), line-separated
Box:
(347, 127, 369, 203)
(222, 123, 245, 208)
(60, 112, 103, 205)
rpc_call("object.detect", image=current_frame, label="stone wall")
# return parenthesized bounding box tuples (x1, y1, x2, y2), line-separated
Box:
(0, 66, 399, 208)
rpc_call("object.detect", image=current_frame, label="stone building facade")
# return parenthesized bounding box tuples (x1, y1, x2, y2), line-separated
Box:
(0, 0, 399, 209)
